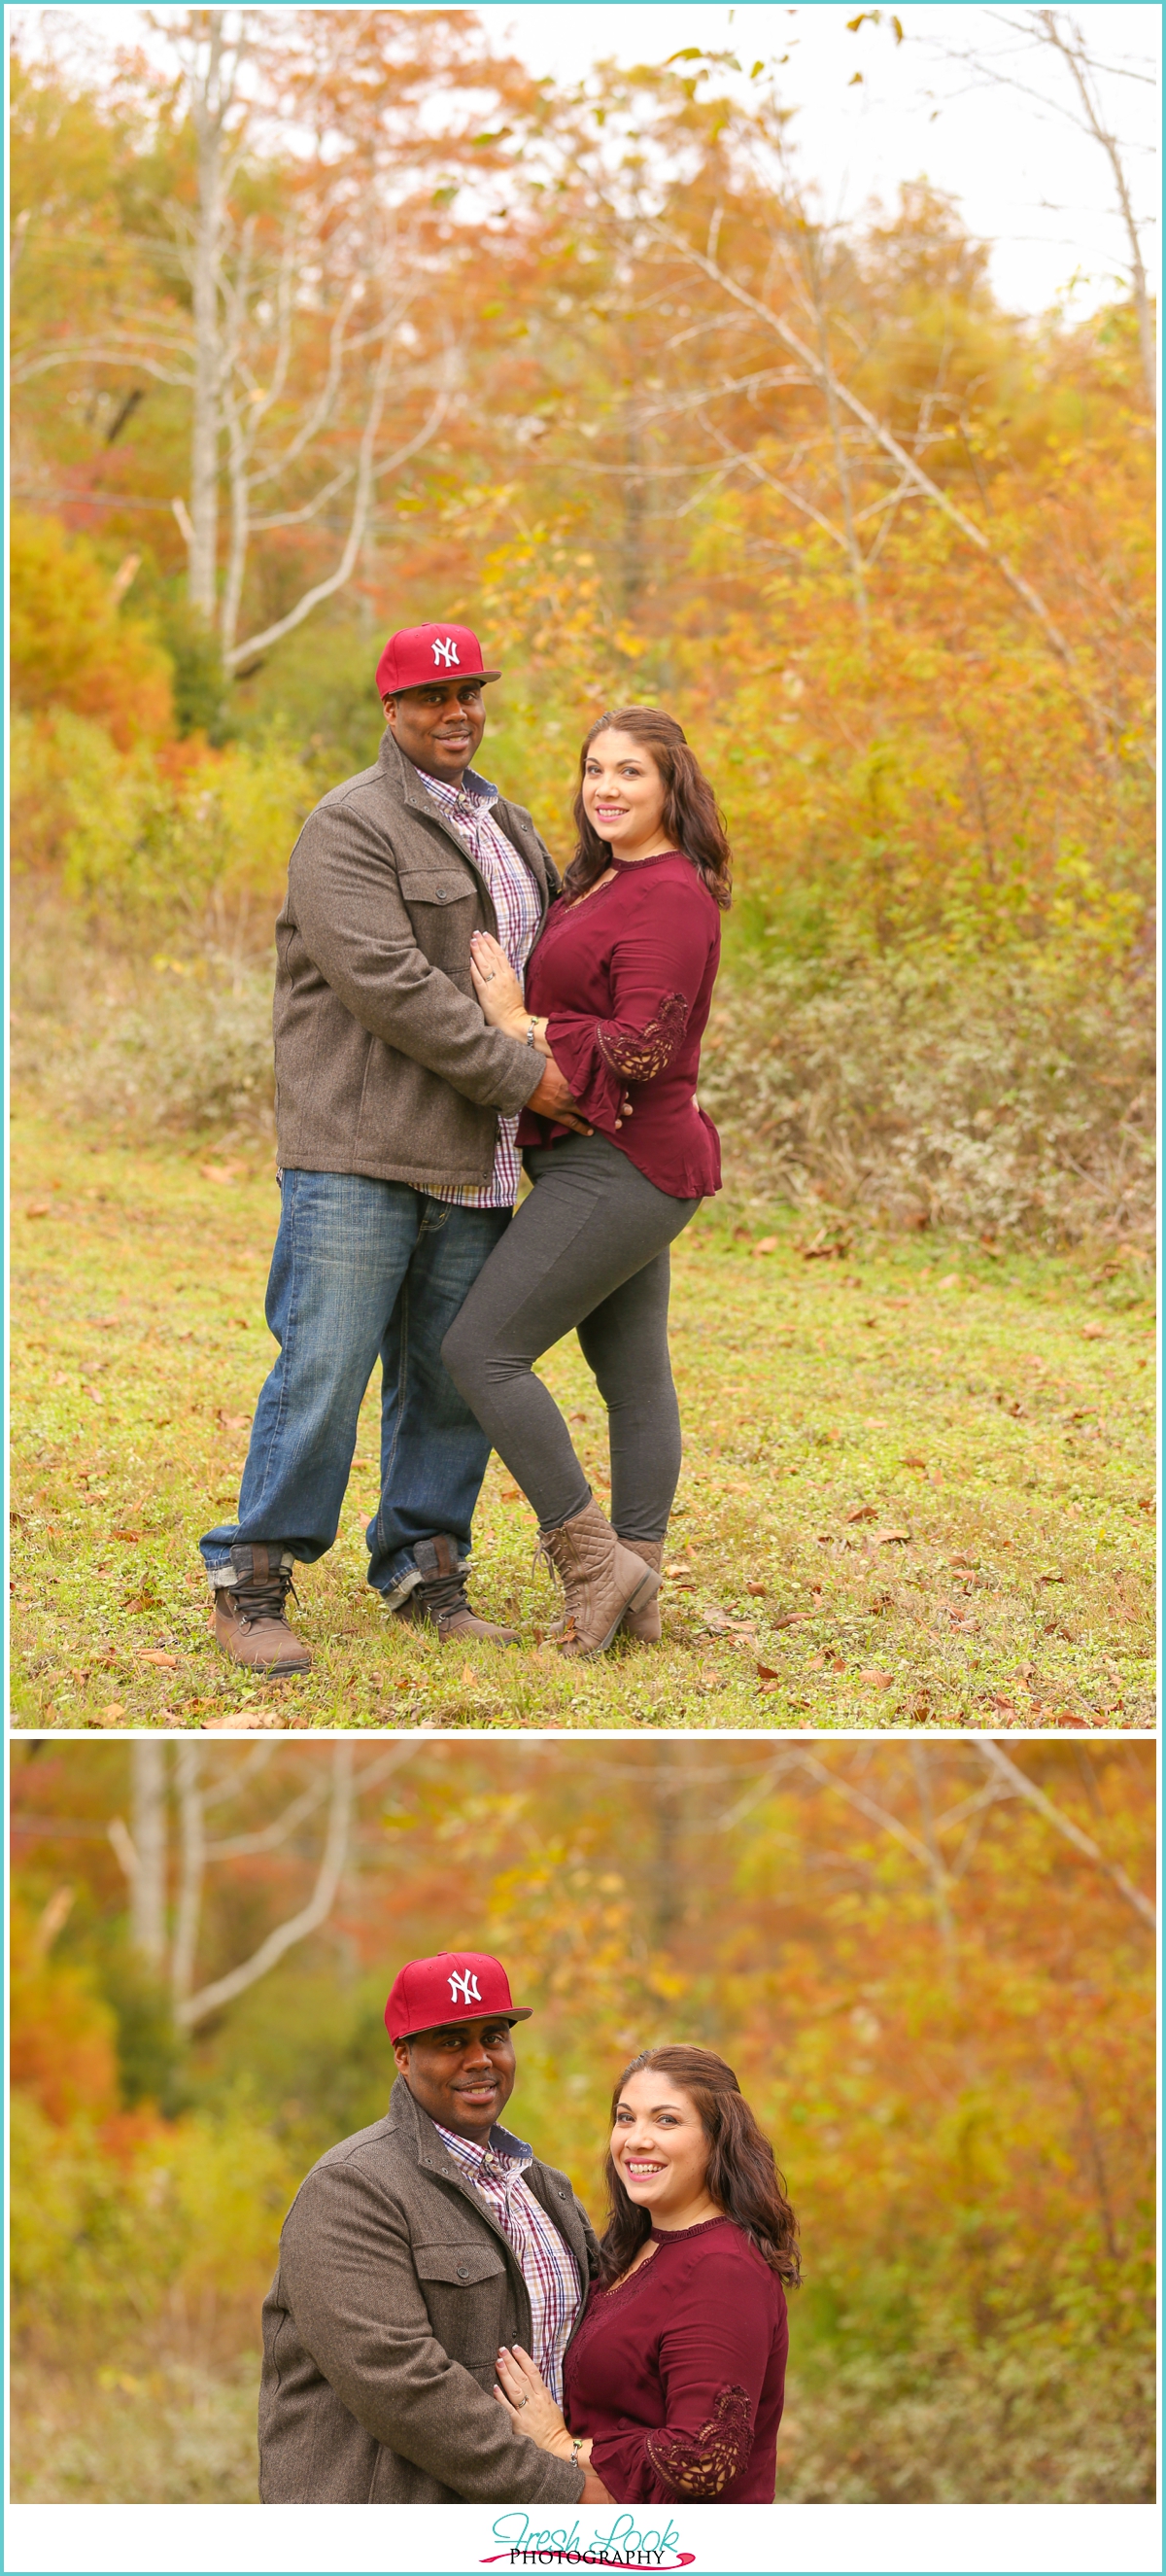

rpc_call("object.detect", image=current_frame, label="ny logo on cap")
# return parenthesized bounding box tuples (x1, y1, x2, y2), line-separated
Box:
(449, 1967, 482, 2005)
(432, 635, 461, 669)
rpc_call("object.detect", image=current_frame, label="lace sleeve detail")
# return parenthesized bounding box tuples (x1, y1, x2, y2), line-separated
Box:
(643, 2383, 753, 2499)
(596, 991, 689, 1084)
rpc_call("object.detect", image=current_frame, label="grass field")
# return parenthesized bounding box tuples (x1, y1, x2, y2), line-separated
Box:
(10, 1114, 1155, 1731)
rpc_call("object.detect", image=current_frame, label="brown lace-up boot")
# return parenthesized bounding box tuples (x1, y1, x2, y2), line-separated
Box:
(395, 1535, 519, 1644)
(213, 1545, 312, 1675)
(538, 1498, 661, 1656)
(618, 1539, 665, 1642)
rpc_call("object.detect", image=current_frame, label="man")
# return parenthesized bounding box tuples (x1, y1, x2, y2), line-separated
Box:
(258, 1950, 599, 2505)
(199, 622, 587, 1676)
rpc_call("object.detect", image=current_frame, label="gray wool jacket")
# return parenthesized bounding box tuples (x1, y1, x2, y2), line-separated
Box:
(272, 728, 561, 1191)
(258, 2076, 598, 2504)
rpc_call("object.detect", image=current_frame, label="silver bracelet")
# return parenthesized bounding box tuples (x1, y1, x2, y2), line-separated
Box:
(525, 1017, 537, 1048)
(570, 2436, 584, 2471)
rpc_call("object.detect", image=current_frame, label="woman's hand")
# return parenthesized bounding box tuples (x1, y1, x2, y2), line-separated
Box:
(470, 930, 527, 1030)
(493, 2345, 571, 2453)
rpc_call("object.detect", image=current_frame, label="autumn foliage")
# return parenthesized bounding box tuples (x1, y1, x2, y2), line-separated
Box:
(8, 18, 1154, 1243)
(9, 1739, 1155, 2501)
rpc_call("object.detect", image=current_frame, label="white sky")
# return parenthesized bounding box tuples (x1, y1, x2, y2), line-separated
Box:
(12, 2, 1161, 318)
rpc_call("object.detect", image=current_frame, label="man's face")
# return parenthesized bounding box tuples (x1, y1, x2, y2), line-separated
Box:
(383, 678, 487, 783)
(394, 2015, 518, 2141)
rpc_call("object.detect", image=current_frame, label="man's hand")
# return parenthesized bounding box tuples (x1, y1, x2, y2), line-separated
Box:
(526, 1059, 593, 1135)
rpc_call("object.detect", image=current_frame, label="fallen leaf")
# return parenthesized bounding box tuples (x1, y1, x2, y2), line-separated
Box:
(1037, 1570, 1065, 1584)
(96, 1704, 126, 1725)
(752, 1236, 778, 1256)
(806, 1653, 826, 1670)
(745, 1579, 768, 1595)
(199, 1162, 243, 1185)
(500, 1485, 522, 1502)
(201, 1710, 283, 1730)
(461, 1661, 477, 1684)
(1080, 1322, 1106, 1340)
(859, 1667, 895, 1688)
(936, 1272, 960, 1290)
(83, 1387, 105, 1405)
(874, 1527, 910, 1545)
(1137, 1497, 1154, 1512)
(26, 1201, 52, 1218)
(903, 1453, 927, 1469)
(140, 1650, 178, 1669)
(756, 1663, 781, 1682)
(1046, 1709, 1090, 1729)
(846, 1504, 877, 1523)
(772, 1611, 811, 1629)
(218, 1411, 250, 1434)
(111, 1528, 140, 1544)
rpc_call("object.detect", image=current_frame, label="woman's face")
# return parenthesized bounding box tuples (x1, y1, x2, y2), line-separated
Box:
(611, 2070, 714, 2224)
(581, 730, 668, 855)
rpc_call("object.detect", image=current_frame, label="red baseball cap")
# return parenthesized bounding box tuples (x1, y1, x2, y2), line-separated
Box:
(385, 1950, 532, 2043)
(376, 623, 501, 698)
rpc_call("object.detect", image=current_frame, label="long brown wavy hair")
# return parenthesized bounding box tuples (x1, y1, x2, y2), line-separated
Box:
(598, 2045, 801, 2290)
(564, 708, 733, 911)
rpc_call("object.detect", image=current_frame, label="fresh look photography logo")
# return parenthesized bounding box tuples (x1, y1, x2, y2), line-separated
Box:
(480, 2509, 695, 2568)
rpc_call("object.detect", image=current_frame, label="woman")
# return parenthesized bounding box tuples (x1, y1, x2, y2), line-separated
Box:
(492, 2046, 798, 2504)
(440, 707, 730, 1656)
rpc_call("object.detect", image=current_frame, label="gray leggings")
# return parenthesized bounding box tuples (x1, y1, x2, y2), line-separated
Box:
(441, 1133, 699, 1538)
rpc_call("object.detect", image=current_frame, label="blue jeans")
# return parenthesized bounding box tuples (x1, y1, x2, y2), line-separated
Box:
(199, 1168, 511, 1599)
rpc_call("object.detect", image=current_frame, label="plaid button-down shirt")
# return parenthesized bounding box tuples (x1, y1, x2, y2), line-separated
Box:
(416, 767, 542, 1210)
(432, 2120, 582, 2403)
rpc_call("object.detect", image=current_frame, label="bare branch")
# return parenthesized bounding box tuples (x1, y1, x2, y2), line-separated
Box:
(176, 1743, 355, 2030)
(974, 1741, 1156, 1932)
(12, 343, 194, 389)
(695, 412, 850, 550)
(206, 1776, 330, 1861)
(653, 223, 1128, 756)
(795, 1751, 941, 1872)
(171, 1743, 206, 2010)
(223, 350, 456, 670)
(108, 1817, 138, 1882)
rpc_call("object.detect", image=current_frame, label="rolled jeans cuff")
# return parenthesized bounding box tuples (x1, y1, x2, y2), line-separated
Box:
(207, 1549, 295, 1592)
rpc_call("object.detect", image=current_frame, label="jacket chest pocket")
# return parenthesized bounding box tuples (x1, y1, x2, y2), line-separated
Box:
(414, 2239, 510, 2364)
(397, 870, 479, 975)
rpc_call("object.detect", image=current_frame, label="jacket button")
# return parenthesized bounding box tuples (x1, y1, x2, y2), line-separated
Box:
(436, 888, 447, 901)
(457, 2265, 470, 2279)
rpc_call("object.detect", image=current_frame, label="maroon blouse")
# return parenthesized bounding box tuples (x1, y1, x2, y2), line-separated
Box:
(562, 2216, 788, 2505)
(515, 851, 723, 1201)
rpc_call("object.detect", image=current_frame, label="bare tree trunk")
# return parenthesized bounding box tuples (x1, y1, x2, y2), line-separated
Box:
(910, 1744, 959, 1989)
(172, 1744, 207, 2014)
(131, 1741, 167, 1971)
(186, 17, 233, 621)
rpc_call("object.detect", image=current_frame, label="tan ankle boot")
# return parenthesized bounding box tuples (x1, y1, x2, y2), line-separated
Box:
(539, 1498, 661, 1656)
(618, 1539, 665, 1643)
